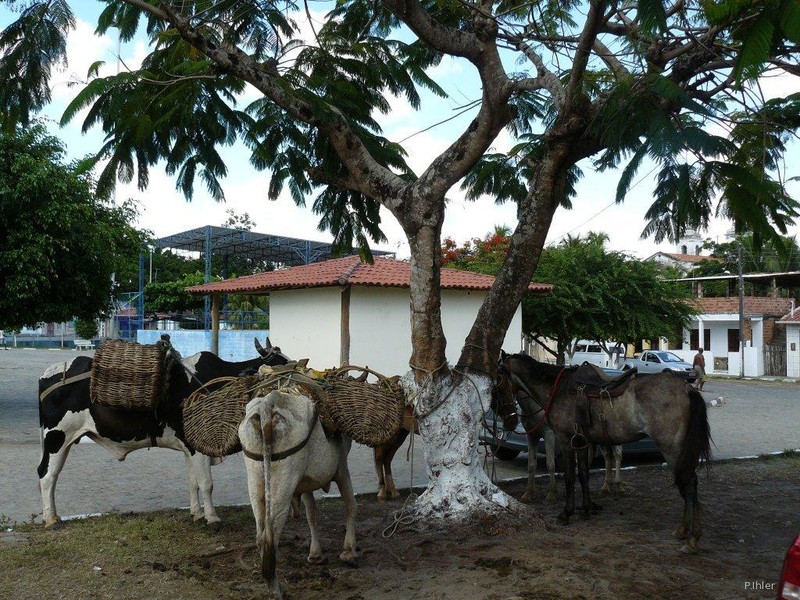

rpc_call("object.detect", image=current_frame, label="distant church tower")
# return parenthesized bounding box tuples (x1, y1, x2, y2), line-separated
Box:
(677, 229, 703, 255)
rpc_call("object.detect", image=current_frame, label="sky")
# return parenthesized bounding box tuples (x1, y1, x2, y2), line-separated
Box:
(5, 4, 800, 261)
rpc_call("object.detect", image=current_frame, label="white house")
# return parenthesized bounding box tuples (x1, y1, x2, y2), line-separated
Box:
(776, 307, 800, 377)
(644, 229, 713, 275)
(187, 256, 551, 376)
(681, 296, 793, 377)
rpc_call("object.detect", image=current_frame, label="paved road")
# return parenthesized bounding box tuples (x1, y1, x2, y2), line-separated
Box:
(1, 348, 798, 525)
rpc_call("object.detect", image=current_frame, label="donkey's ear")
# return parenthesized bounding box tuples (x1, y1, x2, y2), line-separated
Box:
(499, 349, 508, 361)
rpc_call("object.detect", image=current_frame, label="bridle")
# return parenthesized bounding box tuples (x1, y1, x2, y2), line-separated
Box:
(499, 358, 567, 435)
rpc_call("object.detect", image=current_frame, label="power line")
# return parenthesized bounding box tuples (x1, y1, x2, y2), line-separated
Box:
(548, 163, 660, 246)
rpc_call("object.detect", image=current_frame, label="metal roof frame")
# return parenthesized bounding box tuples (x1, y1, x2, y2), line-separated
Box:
(140, 225, 394, 330)
(154, 225, 393, 266)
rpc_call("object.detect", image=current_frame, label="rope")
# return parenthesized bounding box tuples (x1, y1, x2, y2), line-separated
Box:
(407, 359, 448, 376)
(462, 342, 492, 354)
(518, 367, 567, 434)
(382, 422, 420, 538)
(39, 371, 92, 401)
(381, 367, 503, 536)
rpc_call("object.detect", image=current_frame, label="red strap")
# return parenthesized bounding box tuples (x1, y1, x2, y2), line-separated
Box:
(523, 367, 566, 435)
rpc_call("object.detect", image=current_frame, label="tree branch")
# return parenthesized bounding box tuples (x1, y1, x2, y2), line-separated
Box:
(565, 0, 605, 107)
(381, 0, 483, 60)
(593, 39, 629, 80)
(513, 39, 565, 107)
(139, 0, 409, 210)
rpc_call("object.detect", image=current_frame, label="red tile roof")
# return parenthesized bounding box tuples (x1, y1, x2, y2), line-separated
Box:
(650, 252, 721, 264)
(692, 296, 793, 316)
(186, 256, 552, 295)
(777, 307, 800, 324)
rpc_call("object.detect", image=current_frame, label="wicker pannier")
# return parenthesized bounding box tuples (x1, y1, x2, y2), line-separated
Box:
(322, 366, 405, 448)
(182, 369, 333, 457)
(89, 339, 172, 411)
(183, 376, 256, 457)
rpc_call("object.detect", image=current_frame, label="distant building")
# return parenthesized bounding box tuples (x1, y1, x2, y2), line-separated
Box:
(645, 230, 721, 276)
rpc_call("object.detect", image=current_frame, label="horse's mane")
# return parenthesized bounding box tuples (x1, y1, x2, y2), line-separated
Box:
(505, 352, 577, 383)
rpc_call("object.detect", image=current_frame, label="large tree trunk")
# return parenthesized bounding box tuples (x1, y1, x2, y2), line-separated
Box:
(403, 372, 514, 520)
(401, 148, 579, 521)
(460, 143, 576, 372)
(403, 224, 516, 519)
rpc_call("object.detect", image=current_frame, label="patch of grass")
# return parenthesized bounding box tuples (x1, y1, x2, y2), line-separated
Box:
(0, 507, 261, 600)
(758, 449, 800, 460)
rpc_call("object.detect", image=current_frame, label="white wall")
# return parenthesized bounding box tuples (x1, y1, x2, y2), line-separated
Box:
(270, 286, 524, 376)
(137, 329, 271, 362)
(348, 287, 522, 376)
(270, 288, 342, 368)
(744, 344, 764, 377)
(349, 287, 412, 375)
(440, 288, 522, 364)
(786, 326, 800, 378)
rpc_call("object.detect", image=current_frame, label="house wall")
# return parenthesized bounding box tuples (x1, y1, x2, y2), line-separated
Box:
(267, 286, 523, 376)
(137, 286, 524, 372)
(683, 315, 767, 376)
(349, 287, 412, 374)
(349, 287, 522, 376)
(684, 316, 741, 375)
(270, 287, 342, 368)
(786, 325, 800, 378)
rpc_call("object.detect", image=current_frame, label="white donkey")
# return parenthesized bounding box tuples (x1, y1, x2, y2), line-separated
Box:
(239, 390, 359, 599)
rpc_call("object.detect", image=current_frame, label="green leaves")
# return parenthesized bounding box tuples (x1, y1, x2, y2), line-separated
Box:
(0, 121, 145, 330)
(522, 233, 696, 353)
(0, 1, 74, 132)
(703, 0, 800, 83)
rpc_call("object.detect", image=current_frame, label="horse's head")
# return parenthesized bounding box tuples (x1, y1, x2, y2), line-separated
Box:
(492, 365, 519, 432)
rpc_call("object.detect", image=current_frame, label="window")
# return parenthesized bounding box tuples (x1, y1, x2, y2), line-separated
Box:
(728, 329, 740, 352)
(690, 328, 711, 350)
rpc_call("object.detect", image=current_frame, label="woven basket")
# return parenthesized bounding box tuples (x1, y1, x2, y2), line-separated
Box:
(322, 366, 405, 448)
(90, 339, 171, 411)
(183, 376, 255, 457)
(182, 372, 333, 457)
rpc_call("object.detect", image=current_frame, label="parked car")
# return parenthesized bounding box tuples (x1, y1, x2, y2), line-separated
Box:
(481, 367, 663, 462)
(778, 532, 800, 600)
(621, 350, 698, 383)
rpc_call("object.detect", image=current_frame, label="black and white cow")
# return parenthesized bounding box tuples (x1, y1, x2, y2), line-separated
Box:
(37, 337, 289, 528)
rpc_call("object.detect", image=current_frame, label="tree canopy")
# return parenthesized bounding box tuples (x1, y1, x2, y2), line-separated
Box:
(0, 119, 145, 331)
(444, 229, 697, 361)
(523, 233, 696, 362)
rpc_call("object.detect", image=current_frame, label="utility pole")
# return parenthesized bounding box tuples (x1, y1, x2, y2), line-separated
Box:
(738, 244, 745, 378)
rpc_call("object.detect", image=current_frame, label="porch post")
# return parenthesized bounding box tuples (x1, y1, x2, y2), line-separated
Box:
(340, 286, 351, 366)
(211, 293, 221, 355)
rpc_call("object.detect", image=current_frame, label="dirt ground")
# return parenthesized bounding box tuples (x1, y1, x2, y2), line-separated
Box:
(2, 454, 798, 600)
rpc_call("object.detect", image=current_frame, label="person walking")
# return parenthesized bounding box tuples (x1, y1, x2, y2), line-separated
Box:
(692, 348, 706, 391)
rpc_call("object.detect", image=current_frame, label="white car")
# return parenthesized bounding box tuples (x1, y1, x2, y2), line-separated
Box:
(621, 350, 698, 383)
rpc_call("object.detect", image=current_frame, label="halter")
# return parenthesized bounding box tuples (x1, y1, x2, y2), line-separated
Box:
(242, 407, 320, 462)
(506, 363, 567, 435)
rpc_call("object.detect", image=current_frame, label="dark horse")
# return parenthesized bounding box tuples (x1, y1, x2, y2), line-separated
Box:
(499, 351, 711, 553)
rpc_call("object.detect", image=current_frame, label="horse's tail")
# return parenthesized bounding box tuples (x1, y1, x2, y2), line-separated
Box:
(674, 387, 712, 488)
